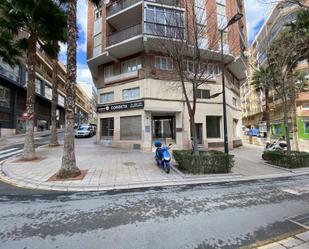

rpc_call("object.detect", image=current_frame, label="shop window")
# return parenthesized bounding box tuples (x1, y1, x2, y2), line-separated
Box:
(0, 112, 10, 122)
(100, 92, 114, 103)
(197, 89, 210, 99)
(101, 118, 114, 138)
(273, 124, 282, 135)
(120, 115, 141, 140)
(206, 116, 221, 138)
(123, 87, 140, 100)
(0, 85, 11, 108)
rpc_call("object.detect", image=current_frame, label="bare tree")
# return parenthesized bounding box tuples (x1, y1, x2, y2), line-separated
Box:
(257, 0, 309, 9)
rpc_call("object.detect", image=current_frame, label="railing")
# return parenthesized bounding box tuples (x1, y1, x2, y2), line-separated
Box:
(107, 24, 142, 46)
(107, 0, 141, 17)
(105, 71, 139, 84)
(145, 0, 180, 7)
(0, 61, 20, 83)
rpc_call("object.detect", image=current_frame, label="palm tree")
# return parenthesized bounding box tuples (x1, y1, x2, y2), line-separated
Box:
(57, 0, 100, 178)
(0, 0, 67, 160)
(251, 66, 274, 142)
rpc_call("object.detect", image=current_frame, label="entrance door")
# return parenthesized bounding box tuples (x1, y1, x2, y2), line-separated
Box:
(196, 123, 203, 145)
(152, 116, 175, 140)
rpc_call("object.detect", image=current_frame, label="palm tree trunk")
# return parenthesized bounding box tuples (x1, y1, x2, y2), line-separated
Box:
(265, 88, 271, 142)
(58, 0, 81, 178)
(50, 43, 60, 147)
(291, 96, 299, 151)
(23, 32, 37, 160)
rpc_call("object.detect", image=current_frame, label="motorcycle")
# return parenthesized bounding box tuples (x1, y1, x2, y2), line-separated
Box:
(262, 139, 287, 158)
(154, 141, 172, 174)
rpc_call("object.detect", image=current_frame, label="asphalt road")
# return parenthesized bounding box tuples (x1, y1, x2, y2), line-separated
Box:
(1, 175, 309, 249)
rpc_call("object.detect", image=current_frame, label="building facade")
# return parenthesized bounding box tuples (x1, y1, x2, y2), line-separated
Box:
(0, 50, 91, 136)
(241, 2, 309, 150)
(87, 0, 248, 151)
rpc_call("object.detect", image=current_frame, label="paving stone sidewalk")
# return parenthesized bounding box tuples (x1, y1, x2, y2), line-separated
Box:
(1, 139, 309, 191)
(257, 231, 309, 249)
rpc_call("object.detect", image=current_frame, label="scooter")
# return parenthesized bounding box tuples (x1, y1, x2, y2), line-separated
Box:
(154, 141, 172, 174)
(263, 139, 287, 153)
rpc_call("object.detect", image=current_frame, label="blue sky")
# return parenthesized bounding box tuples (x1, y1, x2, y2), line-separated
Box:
(59, 0, 272, 87)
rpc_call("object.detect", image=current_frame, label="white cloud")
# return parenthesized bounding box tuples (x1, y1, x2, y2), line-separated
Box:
(245, 0, 272, 44)
(77, 64, 93, 84)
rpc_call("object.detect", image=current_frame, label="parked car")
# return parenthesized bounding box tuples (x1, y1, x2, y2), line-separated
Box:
(75, 124, 94, 138)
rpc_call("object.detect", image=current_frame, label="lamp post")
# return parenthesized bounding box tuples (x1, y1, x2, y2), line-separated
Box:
(220, 13, 243, 154)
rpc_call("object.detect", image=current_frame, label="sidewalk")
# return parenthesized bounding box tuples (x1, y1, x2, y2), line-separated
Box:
(257, 231, 309, 249)
(1, 140, 309, 192)
(0, 129, 64, 149)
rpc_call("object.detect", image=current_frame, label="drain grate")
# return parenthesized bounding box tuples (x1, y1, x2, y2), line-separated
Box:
(287, 213, 309, 229)
(123, 162, 136, 166)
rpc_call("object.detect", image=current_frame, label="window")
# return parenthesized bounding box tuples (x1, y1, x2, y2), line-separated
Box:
(233, 97, 237, 107)
(58, 94, 65, 107)
(216, 0, 227, 29)
(101, 118, 114, 138)
(208, 64, 219, 75)
(273, 124, 282, 135)
(44, 84, 52, 100)
(0, 85, 11, 108)
(94, 33, 102, 47)
(155, 56, 173, 70)
(104, 65, 113, 78)
(95, 9, 102, 20)
(197, 89, 210, 99)
(35, 78, 42, 95)
(121, 58, 141, 73)
(123, 87, 140, 100)
(195, 0, 207, 25)
(120, 115, 142, 140)
(206, 116, 221, 138)
(304, 121, 309, 134)
(100, 92, 114, 103)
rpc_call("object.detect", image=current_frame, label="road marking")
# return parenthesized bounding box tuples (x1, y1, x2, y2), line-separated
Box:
(0, 149, 23, 160)
(0, 148, 19, 155)
(281, 186, 309, 196)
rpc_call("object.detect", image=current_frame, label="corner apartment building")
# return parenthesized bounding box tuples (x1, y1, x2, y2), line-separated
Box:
(87, 0, 248, 151)
(0, 50, 91, 136)
(241, 2, 309, 150)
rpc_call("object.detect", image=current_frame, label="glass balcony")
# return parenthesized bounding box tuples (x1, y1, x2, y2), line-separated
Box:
(107, 24, 142, 47)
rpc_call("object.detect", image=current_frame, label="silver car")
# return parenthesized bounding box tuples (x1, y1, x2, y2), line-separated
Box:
(75, 125, 94, 138)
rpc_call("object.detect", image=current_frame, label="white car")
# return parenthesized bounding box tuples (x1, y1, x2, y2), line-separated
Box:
(75, 125, 94, 138)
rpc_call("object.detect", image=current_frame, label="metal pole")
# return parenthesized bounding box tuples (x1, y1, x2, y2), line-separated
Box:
(220, 30, 229, 154)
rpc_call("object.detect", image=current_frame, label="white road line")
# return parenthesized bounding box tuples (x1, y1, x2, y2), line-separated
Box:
(0, 148, 19, 155)
(0, 149, 23, 160)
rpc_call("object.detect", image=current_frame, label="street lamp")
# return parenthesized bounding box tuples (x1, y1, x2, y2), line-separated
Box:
(220, 13, 243, 154)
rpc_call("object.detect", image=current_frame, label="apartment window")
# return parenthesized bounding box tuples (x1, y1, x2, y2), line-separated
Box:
(58, 94, 65, 107)
(216, 0, 227, 29)
(100, 92, 114, 103)
(0, 85, 11, 108)
(121, 57, 141, 74)
(206, 116, 221, 138)
(208, 64, 219, 75)
(104, 65, 113, 78)
(195, 0, 206, 25)
(120, 115, 142, 140)
(35, 78, 42, 95)
(197, 89, 210, 99)
(44, 85, 52, 100)
(155, 56, 173, 70)
(123, 87, 140, 100)
(101, 118, 114, 138)
(95, 9, 102, 20)
(233, 97, 238, 107)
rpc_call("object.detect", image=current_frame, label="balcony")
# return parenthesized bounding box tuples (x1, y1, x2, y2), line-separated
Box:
(107, 0, 141, 17)
(107, 24, 142, 47)
(145, 0, 181, 7)
(104, 70, 139, 84)
(0, 59, 21, 83)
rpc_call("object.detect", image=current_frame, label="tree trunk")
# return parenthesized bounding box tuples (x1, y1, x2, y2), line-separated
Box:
(283, 96, 292, 155)
(23, 32, 37, 160)
(265, 88, 271, 142)
(291, 96, 299, 151)
(58, 0, 81, 178)
(49, 43, 60, 147)
(190, 115, 199, 156)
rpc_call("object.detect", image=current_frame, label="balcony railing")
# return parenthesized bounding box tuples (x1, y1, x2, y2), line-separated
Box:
(105, 70, 139, 84)
(107, 0, 141, 17)
(107, 24, 142, 47)
(145, 0, 180, 7)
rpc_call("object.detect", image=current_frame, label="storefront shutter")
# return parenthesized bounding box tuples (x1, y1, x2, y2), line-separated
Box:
(120, 115, 141, 140)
